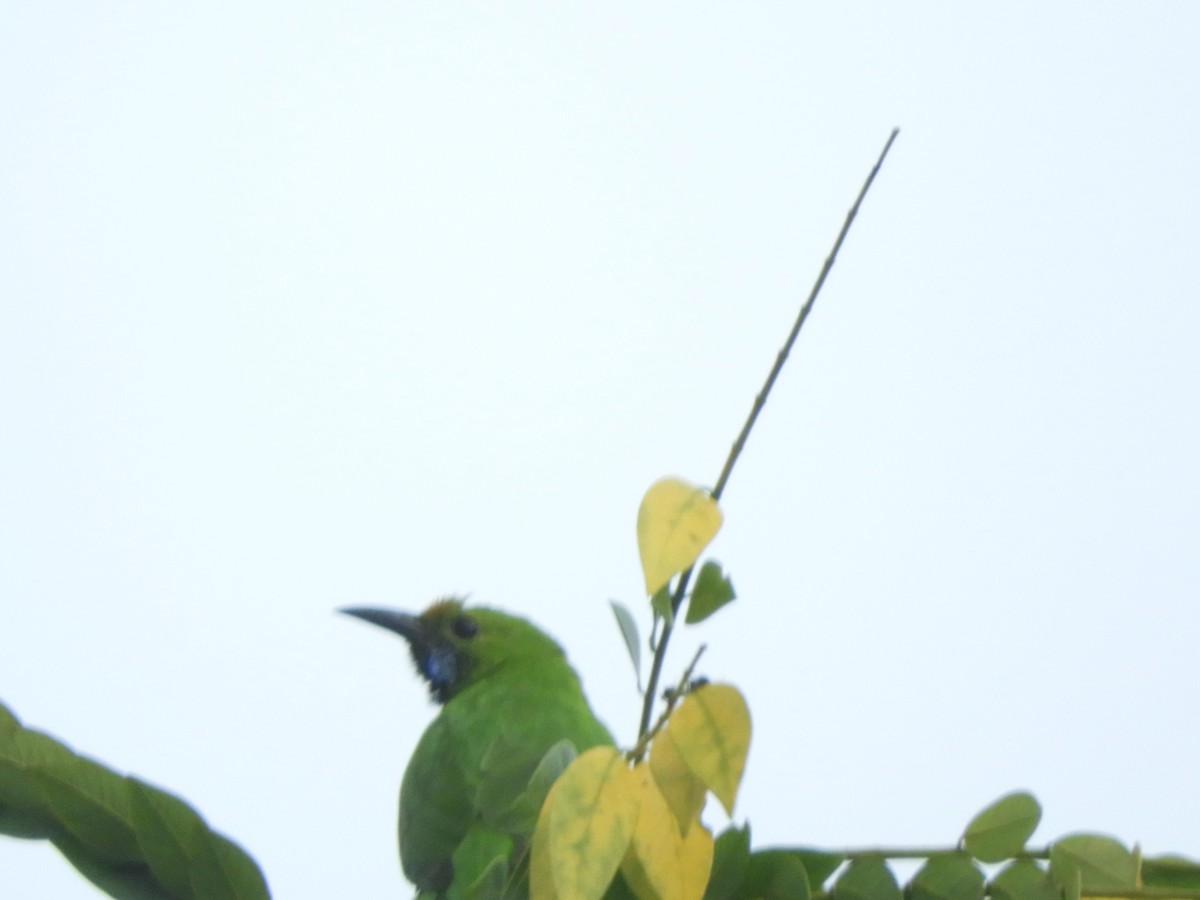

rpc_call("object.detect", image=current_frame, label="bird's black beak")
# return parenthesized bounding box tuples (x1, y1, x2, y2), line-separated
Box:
(339, 607, 424, 643)
(341, 605, 460, 704)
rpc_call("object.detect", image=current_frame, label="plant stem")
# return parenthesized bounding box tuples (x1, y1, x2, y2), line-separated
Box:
(831, 845, 1051, 860)
(710, 127, 900, 504)
(636, 127, 901, 740)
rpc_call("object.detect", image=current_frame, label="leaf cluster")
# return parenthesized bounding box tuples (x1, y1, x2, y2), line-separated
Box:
(0, 700, 268, 900)
(702, 792, 1200, 900)
(524, 478, 750, 899)
(531, 684, 751, 900)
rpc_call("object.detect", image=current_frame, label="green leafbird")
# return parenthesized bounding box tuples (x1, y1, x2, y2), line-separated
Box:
(342, 598, 618, 899)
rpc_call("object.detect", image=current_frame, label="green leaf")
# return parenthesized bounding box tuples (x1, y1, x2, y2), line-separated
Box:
(704, 824, 751, 900)
(1142, 855, 1200, 890)
(0, 716, 80, 832)
(833, 856, 901, 900)
(791, 849, 846, 891)
(1056, 860, 1081, 900)
(962, 791, 1041, 862)
(1049, 834, 1136, 890)
(128, 776, 271, 900)
(33, 759, 141, 862)
(651, 584, 674, 627)
(0, 699, 270, 900)
(705, 834, 844, 900)
(908, 854, 984, 900)
(127, 777, 202, 898)
(686, 560, 737, 624)
(188, 830, 272, 900)
(51, 831, 167, 900)
(609, 599, 641, 682)
(743, 850, 810, 900)
(989, 860, 1059, 900)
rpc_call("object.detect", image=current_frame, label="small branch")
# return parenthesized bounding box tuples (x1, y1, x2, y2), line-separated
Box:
(711, 126, 900, 504)
(636, 127, 901, 740)
(629, 644, 706, 763)
(827, 845, 1051, 860)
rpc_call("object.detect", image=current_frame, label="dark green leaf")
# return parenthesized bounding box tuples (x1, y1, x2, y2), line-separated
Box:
(609, 600, 641, 682)
(908, 854, 984, 900)
(743, 850, 810, 900)
(0, 699, 270, 899)
(1049, 834, 1135, 890)
(792, 849, 847, 891)
(33, 759, 141, 862)
(188, 830, 271, 900)
(130, 776, 269, 900)
(51, 831, 168, 900)
(989, 860, 1059, 900)
(686, 560, 736, 624)
(127, 777, 201, 898)
(834, 856, 901, 900)
(705, 824, 752, 900)
(1, 706, 95, 840)
(962, 791, 1041, 862)
(0, 758, 62, 839)
(0, 716, 79, 828)
(1142, 855, 1200, 890)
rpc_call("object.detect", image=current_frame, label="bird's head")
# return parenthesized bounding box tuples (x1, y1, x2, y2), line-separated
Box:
(340, 597, 568, 704)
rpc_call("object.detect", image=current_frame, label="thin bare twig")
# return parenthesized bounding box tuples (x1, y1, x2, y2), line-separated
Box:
(637, 127, 900, 740)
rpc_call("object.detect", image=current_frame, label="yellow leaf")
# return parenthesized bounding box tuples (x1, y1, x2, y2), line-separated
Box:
(649, 725, 707, 834)
(530, 779, 561, 900)
(665, 684, 750, 816)
(637, 477, 723, 596)
(677, 820, 715, 900)
(531, 746, 639, 900)
(621, 763, 713, 900)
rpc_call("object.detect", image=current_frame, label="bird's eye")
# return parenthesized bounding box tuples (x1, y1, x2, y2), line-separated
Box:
(452, 615, 479, 639)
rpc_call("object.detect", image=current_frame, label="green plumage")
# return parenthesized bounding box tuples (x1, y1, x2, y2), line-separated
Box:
(343, 598, 614, 898)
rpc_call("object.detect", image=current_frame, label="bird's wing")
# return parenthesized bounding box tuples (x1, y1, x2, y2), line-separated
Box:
(398, 716, 476, 892)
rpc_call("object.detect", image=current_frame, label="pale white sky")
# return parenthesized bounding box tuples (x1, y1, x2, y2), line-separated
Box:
(2, 4, 1198, 898)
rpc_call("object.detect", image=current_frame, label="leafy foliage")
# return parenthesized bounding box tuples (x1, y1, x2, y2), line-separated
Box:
(832, 856, 898, 900)
(529, 681, 751, 900)
(0, 700, 268, 900)
(724, 793, 1200, 900)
